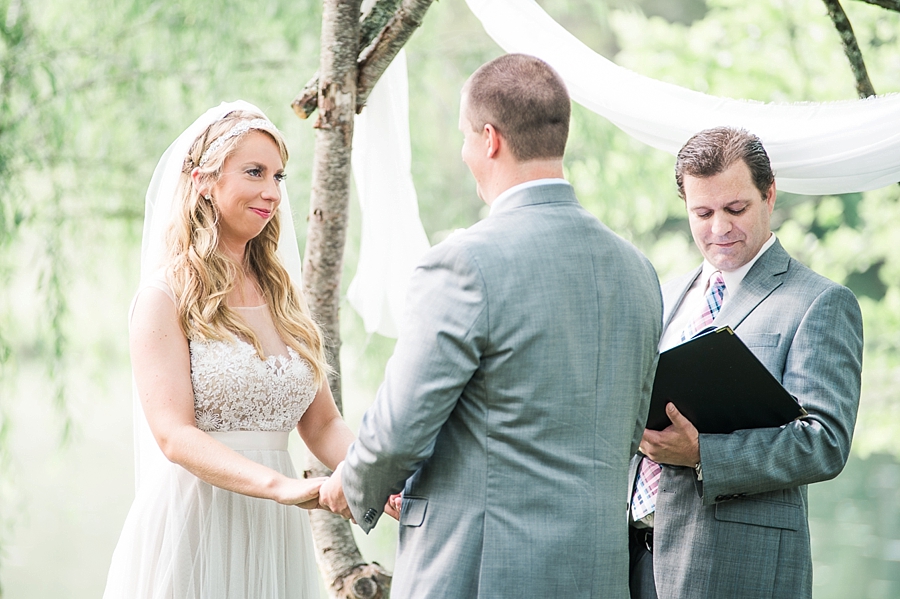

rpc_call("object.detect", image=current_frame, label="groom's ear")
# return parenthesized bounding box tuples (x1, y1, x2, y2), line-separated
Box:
(483, 123, 501, 159)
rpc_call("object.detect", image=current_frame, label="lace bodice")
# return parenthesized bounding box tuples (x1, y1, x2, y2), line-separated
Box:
(138, 279, 316, 433)
(190, 338, 316, 432)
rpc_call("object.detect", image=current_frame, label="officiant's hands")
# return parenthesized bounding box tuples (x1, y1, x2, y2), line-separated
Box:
(640, 402, 700, 467)
(319, 461, 355, 521)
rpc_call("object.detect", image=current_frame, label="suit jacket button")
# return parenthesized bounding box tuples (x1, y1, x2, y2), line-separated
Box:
(364, 508, 376, 524)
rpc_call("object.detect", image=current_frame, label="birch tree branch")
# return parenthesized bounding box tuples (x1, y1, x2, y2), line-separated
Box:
(822, 0, 877, 98)
(290, 77, 320, 120)
(291, 0, 402, 119)
(355, 0, 436, 113)
(853, 0, 900, 11)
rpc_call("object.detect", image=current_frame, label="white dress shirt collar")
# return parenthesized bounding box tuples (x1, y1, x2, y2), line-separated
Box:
(489, 178, 570, 215)
(699, 233, 777, 299)
(658, 233, 776, 352)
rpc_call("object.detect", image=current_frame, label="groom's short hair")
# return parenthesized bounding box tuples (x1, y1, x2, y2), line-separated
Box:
(463, 54, 570, 162)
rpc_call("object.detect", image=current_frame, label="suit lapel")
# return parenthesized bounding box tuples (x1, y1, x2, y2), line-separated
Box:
(662, 267, 701, 331)
(716, 240, 791, 329)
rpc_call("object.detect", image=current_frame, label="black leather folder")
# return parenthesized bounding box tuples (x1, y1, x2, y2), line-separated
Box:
(646, 326, 807, 434)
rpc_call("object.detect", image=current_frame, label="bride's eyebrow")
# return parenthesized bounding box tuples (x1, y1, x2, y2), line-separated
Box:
(242, 161, 285, 171)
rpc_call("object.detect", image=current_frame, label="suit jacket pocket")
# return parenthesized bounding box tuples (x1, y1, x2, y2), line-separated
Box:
(740, 332, 781, 348)
(400, 496, 428, 527)
(714, 496, 800, 531)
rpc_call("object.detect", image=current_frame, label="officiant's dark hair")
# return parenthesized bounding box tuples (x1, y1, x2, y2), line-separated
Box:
(675, 127, 775, 201)
(463, 53, 570, 161)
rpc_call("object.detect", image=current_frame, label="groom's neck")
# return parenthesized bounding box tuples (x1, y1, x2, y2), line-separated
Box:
(482, 157, 565, 205)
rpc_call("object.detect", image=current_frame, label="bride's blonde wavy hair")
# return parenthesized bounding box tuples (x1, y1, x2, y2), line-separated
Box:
(164, 109, 330, 387)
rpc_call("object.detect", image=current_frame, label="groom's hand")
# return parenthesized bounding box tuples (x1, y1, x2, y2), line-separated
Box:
(319, 461, 355, 521)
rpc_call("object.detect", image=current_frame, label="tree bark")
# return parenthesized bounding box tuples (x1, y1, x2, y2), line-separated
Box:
(291, 0, 434, 120)
(300, 0, 438, 593)
(303, 1, 391, 597)
(292, 0, 403, 119)
(853, 0, 900, 11)
(355, 0, 435, 114)
(822, 0, 877, 98)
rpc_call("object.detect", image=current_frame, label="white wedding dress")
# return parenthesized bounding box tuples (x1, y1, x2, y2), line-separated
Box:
(103, 282, 321, 599)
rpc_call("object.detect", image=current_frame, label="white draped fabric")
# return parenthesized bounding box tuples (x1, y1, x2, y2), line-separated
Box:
(347, 0, 900, 338)
(466, 0, 900, 195)
(349, 50, 431, 337)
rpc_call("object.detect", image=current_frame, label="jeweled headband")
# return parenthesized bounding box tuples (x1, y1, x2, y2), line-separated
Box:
(197, 118, 274, 167)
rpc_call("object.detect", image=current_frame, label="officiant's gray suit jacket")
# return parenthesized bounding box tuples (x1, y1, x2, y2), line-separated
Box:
(342, 183, 662, 599)
(632, 240, 862, 599)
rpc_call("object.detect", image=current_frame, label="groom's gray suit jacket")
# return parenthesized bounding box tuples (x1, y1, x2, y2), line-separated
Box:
(632, 240, 863, 599)
(342, 183, 662, 599)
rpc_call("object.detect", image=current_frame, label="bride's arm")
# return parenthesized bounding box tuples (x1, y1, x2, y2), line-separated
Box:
(131, 286, 324, 507)
(297, 383, 356, 472)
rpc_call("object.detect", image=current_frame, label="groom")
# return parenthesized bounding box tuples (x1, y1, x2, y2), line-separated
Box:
(320, 53, 662, 598)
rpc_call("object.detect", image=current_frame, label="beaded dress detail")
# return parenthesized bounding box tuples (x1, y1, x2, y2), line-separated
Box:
(191, 339, 315, 432)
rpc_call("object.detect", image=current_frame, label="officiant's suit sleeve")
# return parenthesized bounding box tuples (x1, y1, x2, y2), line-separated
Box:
(697, 274, 863, 504)
(341, 235, 487, 532)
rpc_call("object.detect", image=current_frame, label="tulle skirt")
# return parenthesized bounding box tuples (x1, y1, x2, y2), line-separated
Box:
(103, 431, 320, 599)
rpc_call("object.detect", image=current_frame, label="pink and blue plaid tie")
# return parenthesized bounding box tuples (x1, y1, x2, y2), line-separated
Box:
(631, 455, 662, 521)
(681, 271, 726, 342)
(632, 271, 727, 522)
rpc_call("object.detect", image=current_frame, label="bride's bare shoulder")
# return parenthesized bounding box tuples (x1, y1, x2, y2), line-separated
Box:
(130, 277, 182, 342)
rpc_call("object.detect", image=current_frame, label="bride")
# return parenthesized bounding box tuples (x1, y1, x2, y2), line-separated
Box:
(103, 101, 355, 598)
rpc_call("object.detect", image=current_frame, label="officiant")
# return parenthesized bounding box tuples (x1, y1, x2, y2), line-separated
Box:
(627, 126, 863, 599)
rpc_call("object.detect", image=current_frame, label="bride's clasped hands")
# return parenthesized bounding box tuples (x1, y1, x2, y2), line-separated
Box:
(276, 475, 328, 510)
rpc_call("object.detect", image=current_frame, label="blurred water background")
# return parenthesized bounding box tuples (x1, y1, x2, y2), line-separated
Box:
(2, 0, 900, 597)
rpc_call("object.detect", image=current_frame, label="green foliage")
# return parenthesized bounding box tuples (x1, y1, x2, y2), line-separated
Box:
(1, 0, 899, 595)
(0, 0, 325, 422)
(0, 0, 325, 589)
(602, 0, 900, 457)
